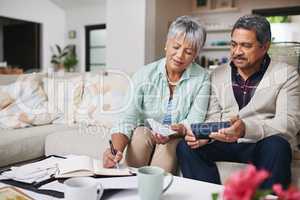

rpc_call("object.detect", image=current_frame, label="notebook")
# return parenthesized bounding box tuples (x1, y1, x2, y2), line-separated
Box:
(55, 155, 132, 178)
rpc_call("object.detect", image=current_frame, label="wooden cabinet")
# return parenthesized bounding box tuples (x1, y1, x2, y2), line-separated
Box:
(0, 67, 23, 74)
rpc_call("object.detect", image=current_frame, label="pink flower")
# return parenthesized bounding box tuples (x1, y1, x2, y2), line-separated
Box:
(223, 164, 270, 200)
(273, 184, 300, 200)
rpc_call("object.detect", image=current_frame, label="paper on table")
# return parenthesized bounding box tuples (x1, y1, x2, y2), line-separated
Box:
(97, 176, 138, 189)
(0, 156, 64, 183)
(39, 176, 138, 192)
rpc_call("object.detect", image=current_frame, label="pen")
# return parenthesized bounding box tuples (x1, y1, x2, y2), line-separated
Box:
(109, 140, 120, 169)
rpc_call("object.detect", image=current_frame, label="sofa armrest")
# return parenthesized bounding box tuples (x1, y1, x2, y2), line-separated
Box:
(45, 127, 110, 160)
(294, 150, 300, 160)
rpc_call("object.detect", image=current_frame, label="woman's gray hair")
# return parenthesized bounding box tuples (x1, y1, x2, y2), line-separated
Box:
(167, 15, 206, 56)
(232, 15, 271, 45)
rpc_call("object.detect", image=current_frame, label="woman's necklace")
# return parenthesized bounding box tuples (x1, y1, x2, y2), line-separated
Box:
(167, 76, 179, 86)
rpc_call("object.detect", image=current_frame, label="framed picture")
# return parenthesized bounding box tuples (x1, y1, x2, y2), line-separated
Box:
(215, 0, 233, 9)
(68, 30, 76, 39)
(0, 186, 34, 200)
(193, 0, 211, 11)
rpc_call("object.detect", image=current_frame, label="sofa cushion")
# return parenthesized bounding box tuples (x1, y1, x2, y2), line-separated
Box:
(45, 126, 110, 160)
(0, 124, 75, 167)
(75, 71, 130, 128)
(43, 75, 83, 125)
(217, 158, 300, 187)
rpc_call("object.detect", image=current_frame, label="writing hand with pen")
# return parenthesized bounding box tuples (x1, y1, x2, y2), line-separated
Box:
(103, 140, 123, 168)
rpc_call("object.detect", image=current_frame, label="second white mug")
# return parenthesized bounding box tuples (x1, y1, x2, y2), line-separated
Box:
(64, 177, 103, 200)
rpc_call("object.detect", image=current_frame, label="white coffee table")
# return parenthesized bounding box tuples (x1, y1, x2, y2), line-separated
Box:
(0, 176, 224, 200)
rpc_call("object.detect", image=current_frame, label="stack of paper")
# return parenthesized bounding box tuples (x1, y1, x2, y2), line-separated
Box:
(0, 155, 133, 183)
(0, 156, 64, 183)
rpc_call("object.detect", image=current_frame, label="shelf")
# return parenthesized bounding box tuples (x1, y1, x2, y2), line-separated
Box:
(192, 7, 239, 15)
(203, 46, 230, 51)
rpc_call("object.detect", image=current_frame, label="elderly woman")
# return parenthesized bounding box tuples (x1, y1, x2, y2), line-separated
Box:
(103, 15, 210, 174)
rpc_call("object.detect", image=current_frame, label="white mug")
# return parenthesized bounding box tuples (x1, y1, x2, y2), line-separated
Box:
(138, 166, 173, 200)
(64, 177, 103, 200)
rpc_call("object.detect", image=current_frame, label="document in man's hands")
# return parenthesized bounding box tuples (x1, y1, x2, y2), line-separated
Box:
(55, 155, 132, 178)
(147, 118, 177, 137)
(190, 121, 231, 139)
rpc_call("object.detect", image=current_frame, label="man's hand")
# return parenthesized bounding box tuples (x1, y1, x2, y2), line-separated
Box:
(184, 124, 209, 149)
(210, 116, 245, 143)
(103, 148, 123, 168)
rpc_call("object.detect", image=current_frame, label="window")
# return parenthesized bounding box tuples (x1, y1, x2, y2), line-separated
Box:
(85, 24, 106, 71)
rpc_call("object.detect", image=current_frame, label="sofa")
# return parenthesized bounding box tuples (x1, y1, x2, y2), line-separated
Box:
(0, 72, 299, 187)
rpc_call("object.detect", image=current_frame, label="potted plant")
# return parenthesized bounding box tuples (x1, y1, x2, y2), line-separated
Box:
(50, 44, 78, 72)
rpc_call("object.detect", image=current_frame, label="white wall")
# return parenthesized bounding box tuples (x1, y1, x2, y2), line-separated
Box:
(65, 2, 106, 72)
(271, 23, 300, 42)
(106, 0, 147, 74)
(0, 0, 65, 72)
(0, 25, 3, 61)
(145, 0, 156, 64)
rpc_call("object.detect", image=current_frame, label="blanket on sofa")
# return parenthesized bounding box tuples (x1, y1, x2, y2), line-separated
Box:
(0, 74, 58, 129)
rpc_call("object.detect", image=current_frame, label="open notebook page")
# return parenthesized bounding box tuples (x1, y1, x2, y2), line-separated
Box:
(93, 159, 132, 176)
(56, 156, 94, 177)
(56, 155, 132, 177)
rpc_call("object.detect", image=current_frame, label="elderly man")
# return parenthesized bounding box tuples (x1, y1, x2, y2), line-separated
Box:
(177, 15, 300, 188)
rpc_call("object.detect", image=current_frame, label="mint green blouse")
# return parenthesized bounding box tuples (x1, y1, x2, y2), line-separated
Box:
(110, 58, 210, 139)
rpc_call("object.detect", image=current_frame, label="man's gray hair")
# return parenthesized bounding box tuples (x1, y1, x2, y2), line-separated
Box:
(167, 15, 206, 56)
(232, 15, 271, 45)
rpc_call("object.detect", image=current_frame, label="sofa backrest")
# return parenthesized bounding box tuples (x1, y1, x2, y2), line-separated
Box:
(74, 70, 132, 128)
(0, 74, 25, 85)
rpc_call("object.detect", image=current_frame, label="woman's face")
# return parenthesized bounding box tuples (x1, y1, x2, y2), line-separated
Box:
(165, 33, 197, 73)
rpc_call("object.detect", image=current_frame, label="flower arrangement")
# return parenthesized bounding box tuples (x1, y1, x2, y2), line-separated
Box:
(212, 164, 300, 200)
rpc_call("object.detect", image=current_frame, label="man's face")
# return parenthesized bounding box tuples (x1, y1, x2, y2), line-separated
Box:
(165, 33, 197, 73)
(230, 28, 269, 69)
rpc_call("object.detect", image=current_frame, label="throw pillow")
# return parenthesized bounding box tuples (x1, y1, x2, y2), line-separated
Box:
(0, 89, 13, 110)
(0, 73, 59, 129)
(75, 72, 130, 128)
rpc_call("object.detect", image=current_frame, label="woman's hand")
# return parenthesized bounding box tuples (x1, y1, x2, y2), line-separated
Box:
(170, 123, 187, 136)
(103, 148, 123, 168)
(184, 124, 209, 149)
(151, 123, 187, 144)
(152, 133, 170, 144)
